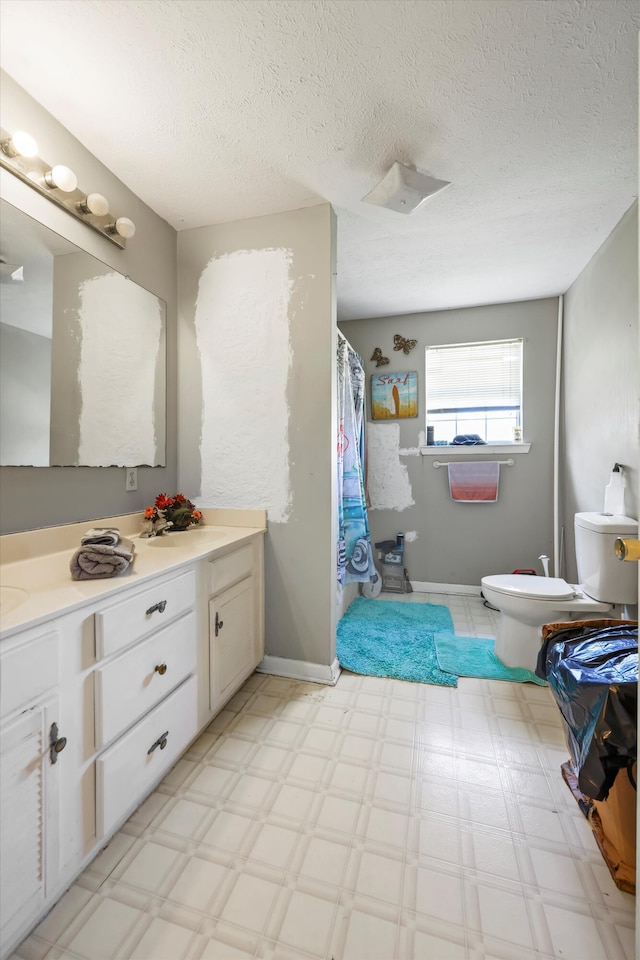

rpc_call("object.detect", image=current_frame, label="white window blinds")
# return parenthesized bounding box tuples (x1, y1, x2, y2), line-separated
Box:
(426, 339, 522, 414)
(425, 338, 523, 442)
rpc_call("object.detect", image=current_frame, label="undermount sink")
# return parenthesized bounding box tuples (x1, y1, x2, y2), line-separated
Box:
(144, 536, 192, 548)
(142, 530, 225, 548)
(0, 585, 29, 614)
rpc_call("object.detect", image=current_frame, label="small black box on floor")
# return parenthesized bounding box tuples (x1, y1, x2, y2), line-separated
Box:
(374, 539, 412, 594)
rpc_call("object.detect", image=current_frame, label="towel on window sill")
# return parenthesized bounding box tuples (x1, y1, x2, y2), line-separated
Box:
(448, 461, 500, 502)
(70, 537, 135, 580)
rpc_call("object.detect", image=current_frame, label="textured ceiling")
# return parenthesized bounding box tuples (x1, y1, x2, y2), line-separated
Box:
(0, 0, 638, 320)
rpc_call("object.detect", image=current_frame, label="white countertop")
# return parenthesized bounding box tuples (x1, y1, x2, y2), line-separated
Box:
(0, 512, 266, 640)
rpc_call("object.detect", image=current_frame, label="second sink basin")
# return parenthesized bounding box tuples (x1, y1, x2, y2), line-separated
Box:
(0, 585, 29, 614)
(142, 529, 226, 548)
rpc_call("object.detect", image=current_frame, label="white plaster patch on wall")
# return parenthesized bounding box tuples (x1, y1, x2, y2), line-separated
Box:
(367, 422, 415, 511)
(77, 272, 161, 466)
(405, 530, 418, 542)
(195, 248, 293, 522)
(399, 430, 426, 456)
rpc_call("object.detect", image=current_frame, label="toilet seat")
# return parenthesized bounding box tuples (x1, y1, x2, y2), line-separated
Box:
(482, 574, 577, 602)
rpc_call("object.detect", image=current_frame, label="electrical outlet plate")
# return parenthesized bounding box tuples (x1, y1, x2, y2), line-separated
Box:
(125, 467, 138, 491)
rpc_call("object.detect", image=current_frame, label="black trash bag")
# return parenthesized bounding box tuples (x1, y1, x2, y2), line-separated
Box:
(536, 621, 637, 801)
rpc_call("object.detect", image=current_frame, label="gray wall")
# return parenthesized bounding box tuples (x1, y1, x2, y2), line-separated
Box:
(561, 202, 639, 581)
(178, 205, 338, 668)
(0, 71, 177, 533)
(340, 298, 559, 585)
(49, 252, 112, 466)
(0, 322, 51, 466)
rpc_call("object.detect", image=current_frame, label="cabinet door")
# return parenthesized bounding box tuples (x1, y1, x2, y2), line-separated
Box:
(0, 697, 61, 957)
(209, 576, 256, 713)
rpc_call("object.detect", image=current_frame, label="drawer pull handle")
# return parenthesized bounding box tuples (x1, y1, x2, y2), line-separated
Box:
(49, 722, 67, 765)
(215, 611, 224, 636)
(154, 662, 168, 676)
(146, 600, 167, 616)
(148, 731, 169, 754)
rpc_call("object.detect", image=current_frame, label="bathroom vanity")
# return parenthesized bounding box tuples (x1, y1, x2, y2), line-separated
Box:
(0, 510, 265, 959)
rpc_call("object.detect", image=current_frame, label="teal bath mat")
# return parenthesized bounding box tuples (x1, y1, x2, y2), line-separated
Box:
(337, 597, 458, 686)
(434, 633, 547, 685)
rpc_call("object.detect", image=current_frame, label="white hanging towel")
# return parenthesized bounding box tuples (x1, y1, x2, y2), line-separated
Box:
(448, 461, 500, 502)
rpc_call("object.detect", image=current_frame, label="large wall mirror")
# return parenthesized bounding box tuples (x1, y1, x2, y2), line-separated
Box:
(0, 199, 166, 466)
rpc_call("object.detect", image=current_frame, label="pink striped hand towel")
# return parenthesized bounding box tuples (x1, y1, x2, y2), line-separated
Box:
(448, 461, 500, 502)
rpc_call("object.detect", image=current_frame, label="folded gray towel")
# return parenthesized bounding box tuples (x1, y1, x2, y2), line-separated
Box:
(70, 537, 135, 581)
(80, 527, 121, 546)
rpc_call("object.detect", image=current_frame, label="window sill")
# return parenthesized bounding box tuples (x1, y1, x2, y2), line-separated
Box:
(419, 443, 531, 456)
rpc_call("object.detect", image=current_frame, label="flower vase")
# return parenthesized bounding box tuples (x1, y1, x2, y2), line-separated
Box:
(166, 503, 194, 531)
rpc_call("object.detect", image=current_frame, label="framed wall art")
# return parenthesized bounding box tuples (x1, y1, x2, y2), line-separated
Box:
(371, 371, 418, 420)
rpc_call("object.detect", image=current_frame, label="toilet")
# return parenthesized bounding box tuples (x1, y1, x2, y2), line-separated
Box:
(481, 512, 638, 672)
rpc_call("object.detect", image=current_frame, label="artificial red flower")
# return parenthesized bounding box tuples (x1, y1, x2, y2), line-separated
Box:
(146, 493, 201, 529)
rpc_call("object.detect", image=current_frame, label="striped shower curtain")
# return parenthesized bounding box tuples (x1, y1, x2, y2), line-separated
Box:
(337, 336, 376, 585)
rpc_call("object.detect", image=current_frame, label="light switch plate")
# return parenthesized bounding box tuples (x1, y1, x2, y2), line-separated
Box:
(125, 467, 138, 491)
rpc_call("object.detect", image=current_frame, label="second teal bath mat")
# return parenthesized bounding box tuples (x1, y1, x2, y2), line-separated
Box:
(434, 633, 547, 685)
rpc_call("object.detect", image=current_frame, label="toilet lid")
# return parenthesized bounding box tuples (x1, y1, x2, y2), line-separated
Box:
(482, 574, 576, 601)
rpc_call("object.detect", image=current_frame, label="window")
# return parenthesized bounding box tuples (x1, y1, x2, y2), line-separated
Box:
(425, 338, 523, 443)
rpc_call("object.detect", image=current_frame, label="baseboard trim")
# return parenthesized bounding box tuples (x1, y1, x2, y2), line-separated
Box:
(411, 582, 481, 596)
(256, 655, 341, 686)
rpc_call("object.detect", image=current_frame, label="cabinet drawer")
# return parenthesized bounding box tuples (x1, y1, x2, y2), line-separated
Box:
(96, 675, 197, 838)
(208, 545, 253, 596)
(95, 612, 196, 747)
(0, 628, 59, 720)
(95, 570, 195, 659)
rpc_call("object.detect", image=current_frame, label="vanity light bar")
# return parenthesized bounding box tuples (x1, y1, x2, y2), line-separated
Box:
(0, 128, 135, 249)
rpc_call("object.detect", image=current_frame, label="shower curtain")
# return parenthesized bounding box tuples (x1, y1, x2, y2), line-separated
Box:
(337, 335, 376, 585)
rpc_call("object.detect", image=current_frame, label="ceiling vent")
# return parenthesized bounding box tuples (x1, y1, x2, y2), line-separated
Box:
(362, 162, 450, 214)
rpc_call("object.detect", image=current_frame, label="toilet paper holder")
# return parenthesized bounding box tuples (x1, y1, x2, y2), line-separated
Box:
(615, 538, 640, 562)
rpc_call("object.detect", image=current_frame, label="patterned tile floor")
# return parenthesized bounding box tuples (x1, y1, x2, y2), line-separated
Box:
(14, 593, 635, 960)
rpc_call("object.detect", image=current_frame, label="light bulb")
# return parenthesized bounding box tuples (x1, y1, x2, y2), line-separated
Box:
(43, 164, 78, 193)
(77, 192, 109, 216)
(2, 130, 39, 158)
(114, 216, 135, 239)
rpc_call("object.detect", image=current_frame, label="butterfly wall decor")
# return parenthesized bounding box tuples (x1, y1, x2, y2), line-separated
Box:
(393, 334, 418, 355)
(370, 347, 389, 367)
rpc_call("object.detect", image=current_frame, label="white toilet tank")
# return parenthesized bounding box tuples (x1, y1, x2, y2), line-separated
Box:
(574, 512, 638, 604)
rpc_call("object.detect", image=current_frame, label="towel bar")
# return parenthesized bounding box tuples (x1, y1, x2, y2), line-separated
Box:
(432, 458, 514, 468)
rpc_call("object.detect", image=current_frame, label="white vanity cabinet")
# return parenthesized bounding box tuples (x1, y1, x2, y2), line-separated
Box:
(0, 521, 265, 960)
(208, 538, 264, 715)
(0, 568, 200, 960)
(0, 626, 64, 958)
